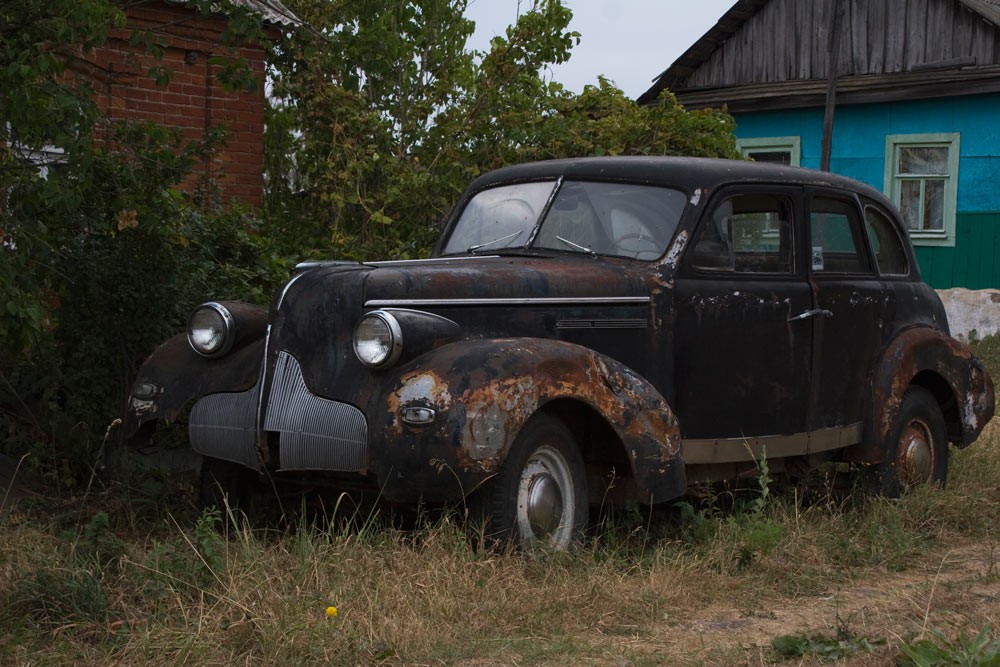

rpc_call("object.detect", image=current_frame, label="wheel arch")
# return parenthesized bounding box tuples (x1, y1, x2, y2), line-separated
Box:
(855, 326, 995, 464)
(377, 337, 687, 504)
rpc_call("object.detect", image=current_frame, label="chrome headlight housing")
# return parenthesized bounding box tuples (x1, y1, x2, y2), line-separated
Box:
(187, 302, 235, 358)
(354, 310, 403, 369)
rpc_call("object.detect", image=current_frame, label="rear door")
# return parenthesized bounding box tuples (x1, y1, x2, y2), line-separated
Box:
(806, 190, 886, 432)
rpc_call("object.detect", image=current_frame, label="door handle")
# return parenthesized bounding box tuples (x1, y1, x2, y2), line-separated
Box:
(788, 308, 833, 322)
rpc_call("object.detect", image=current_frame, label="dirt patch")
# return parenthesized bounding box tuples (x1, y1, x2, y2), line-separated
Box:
(610, 542, 1000, 664)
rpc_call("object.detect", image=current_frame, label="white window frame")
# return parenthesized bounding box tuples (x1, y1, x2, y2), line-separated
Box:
(736, 136, 801, 167)
(883, 133, 960, 248)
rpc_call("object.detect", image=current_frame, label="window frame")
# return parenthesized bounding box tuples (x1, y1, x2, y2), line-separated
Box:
(883, 132, 960, 248)
(686, 188, 799, 277)
(736, 136, 801, 167)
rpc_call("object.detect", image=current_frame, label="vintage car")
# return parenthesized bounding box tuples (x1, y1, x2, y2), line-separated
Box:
(125, 157, 995, 549)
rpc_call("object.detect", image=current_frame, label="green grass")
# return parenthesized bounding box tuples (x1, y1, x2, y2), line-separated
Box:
(0, 335, 998, 665)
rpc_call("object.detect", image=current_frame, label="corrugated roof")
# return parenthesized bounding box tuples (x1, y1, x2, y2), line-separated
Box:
(164, 0, 301, 26)
(229, 0, 301, 26)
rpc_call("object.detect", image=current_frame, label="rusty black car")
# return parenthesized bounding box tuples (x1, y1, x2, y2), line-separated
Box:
(125, 157, 995, 549)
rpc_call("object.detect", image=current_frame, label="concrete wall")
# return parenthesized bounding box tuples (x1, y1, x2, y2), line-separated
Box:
(938, 288, 1000, 341)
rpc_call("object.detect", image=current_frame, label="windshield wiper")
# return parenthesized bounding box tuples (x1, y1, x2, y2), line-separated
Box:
(556, 235, 597, 258)
(467, 230, 523, 253)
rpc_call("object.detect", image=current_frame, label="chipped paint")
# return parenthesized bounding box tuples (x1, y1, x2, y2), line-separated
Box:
(662, 229, 689, 270)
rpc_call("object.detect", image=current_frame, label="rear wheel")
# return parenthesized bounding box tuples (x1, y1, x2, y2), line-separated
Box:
(480, 415, 588, 551)
(875, 387, 948, 496)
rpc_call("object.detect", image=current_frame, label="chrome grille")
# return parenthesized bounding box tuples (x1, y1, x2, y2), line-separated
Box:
(189, 386, 261, 469)
(264, 351, 369, 471)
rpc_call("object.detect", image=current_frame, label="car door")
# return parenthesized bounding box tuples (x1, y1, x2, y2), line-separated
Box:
(805, 190, 886, 433)
(673, 186, 813, 440)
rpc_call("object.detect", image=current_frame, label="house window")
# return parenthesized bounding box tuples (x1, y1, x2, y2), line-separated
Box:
(736, 137, 801, 167)
(884, 133, 959, 247)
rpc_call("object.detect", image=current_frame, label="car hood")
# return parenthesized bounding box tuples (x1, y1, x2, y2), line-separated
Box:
(359, 255, 652, 303)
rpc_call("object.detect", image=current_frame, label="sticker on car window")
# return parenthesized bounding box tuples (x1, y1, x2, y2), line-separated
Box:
(812, 246, 824, 271)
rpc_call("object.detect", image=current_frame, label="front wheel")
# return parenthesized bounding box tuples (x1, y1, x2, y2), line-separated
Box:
(480, 415, 588, 551)
(874, 387, 949, 496)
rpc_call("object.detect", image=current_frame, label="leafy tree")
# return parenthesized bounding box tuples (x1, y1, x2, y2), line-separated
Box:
(265, 0, 739, 261)
(0, 0, 280, 482)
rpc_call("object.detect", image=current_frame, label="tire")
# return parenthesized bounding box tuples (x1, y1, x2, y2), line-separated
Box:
(480, 414, 588, 551)
(198, 456, 261, 531)
(874, 387, 949, 497)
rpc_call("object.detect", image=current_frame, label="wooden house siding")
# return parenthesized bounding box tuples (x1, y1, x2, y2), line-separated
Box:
(682, 0, 1000, 89)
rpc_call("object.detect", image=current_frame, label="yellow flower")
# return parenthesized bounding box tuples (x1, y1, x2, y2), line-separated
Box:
(325, 606, 338, 618)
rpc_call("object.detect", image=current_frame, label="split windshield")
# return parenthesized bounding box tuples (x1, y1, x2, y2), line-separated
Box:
(442, 180, 687, 260)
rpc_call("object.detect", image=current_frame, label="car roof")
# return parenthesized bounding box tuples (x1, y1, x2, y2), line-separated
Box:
(466, 156, 890, 204)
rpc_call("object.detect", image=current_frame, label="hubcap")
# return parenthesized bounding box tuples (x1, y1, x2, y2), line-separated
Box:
(899, 418, 934, 486)
(516, 444, 576, 549)
(526, 473, 563, 538)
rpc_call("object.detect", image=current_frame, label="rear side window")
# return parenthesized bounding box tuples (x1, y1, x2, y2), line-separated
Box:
(864, 205, 910, 276)
(809, 197, 871, 274)
(689, 193, 795, 274)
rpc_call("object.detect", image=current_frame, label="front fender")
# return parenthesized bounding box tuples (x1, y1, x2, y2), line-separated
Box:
(124, 334, 265, 438)
(374, 337, 685, 504)
(861, 326, 994, 459)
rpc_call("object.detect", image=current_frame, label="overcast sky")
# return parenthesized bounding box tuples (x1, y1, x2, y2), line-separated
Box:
(465, 0, 737, 99)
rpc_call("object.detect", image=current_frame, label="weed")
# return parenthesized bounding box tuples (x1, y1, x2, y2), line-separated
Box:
(898, 626, 1000, 666)
(771, 632, 886, 660)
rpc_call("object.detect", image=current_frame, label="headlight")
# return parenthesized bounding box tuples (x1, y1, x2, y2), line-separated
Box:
(354, 311, 402, 368)
(187, 302, 235, 357)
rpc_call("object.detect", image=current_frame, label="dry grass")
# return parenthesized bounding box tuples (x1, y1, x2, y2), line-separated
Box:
(2, 338, 999, 666)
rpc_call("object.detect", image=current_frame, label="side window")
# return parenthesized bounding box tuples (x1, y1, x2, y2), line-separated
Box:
(809, 197, 871, 274)
(864, 205, 909, 276)
(690, 193, 795, 274)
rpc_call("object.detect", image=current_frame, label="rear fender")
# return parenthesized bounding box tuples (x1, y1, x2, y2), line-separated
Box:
(378, 337, 685, 503)
(859, 326, 994, 460)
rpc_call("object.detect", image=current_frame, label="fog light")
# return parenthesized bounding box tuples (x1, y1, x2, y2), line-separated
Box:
(402, 406, 436, 425)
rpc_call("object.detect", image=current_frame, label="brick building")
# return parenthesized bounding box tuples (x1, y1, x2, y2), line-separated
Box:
(88, 0, 299, 207)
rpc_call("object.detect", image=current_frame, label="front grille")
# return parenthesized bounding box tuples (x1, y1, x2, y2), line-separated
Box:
(264, 351, 369, 471)
(189, 386, 261, 469)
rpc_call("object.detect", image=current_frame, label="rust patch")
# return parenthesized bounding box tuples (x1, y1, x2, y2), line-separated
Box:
(387, 370, 453, 433)
(872, 327, 995, 446)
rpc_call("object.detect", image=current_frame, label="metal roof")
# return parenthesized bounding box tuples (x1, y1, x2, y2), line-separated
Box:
(164, 0, 301, 27)
(229, 0, 301, 26)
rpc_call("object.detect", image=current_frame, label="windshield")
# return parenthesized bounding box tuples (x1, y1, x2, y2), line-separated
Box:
(441, 180, 687, 260)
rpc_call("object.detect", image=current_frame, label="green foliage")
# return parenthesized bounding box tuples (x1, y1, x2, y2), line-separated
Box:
(195, 507, 227, 574)
(266, 0, 739, 261)
(67, 511, 128, 569)
(4, 566, 109, 630)
(898, 627, 1000, 667)
(0, 0, 283, 483)
(772, 632, 886, 661)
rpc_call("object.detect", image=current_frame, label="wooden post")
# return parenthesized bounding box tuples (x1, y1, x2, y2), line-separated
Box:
(821, 0, 845, 172)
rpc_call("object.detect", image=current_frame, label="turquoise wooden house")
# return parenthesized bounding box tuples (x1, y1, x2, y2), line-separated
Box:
(638, 0, 1000, 289)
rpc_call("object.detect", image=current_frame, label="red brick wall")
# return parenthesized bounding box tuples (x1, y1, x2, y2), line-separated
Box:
(88, 1, 267, 207)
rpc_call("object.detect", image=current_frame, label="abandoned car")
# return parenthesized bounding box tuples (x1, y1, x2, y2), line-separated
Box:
(125, 157, 995, 549)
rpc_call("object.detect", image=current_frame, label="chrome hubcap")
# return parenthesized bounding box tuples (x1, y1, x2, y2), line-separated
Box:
(516, 444, 575, 549)
(899, 419, 933, 486)
(526, 473, 563, 538)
